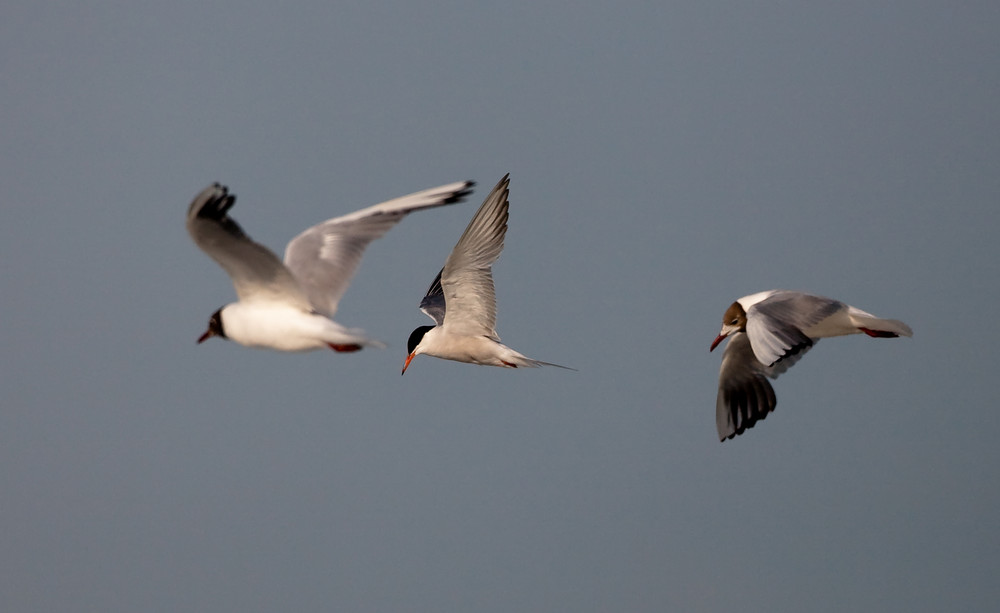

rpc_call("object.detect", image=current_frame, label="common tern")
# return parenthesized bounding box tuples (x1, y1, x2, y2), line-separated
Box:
(187, 180, 474, 352)
(710, 290, 912, 441)
(401, 174, 572, 373)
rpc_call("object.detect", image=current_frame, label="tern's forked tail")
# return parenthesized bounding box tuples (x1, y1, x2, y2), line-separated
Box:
(504, 355, 576, 371)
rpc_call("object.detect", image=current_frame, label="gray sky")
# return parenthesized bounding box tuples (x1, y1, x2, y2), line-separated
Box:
(2, 1, 998, 611)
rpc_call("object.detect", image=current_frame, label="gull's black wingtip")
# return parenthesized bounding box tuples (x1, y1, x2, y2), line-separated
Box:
(197, 183, 234, 216)
(446, 180, 476, 204)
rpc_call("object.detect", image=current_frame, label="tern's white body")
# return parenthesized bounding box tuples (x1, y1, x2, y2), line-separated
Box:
(187, 180, 474, 353)
(410, 325, 546, 368)
(402, 174, 571, 373)
(711, 290, 912, 441)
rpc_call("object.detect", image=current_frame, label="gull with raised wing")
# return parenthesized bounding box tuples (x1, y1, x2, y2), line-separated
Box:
(710, 290, 912, 441)
(401, 174, 572, 373)
(187, 180, 474, 352)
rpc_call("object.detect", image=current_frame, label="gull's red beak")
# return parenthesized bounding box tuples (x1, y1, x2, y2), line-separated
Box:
(197, 329, 214, 344)
(709, 333, 727, 352)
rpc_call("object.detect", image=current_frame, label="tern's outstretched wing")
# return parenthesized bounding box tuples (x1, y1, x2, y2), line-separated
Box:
(436, 174, 510, 340)
(418, 267, 447, 326)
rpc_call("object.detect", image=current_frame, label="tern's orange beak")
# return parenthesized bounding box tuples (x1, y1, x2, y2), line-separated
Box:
(401, 352, 415, 375)
(709, 333, 727, 352)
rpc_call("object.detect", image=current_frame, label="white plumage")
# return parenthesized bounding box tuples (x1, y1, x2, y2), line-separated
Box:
(187, 180, 474, 352)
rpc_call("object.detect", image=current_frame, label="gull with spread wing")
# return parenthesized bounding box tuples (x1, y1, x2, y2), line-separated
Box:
(401, 174, 572, 373)
(710, 290, 912, 441)
(187, 180, 474, 353)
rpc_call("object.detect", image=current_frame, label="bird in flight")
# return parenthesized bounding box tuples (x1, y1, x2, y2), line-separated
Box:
(187, 180, 474, 353)
(401, 174, 572, 374)
(711, 290, 912, 441)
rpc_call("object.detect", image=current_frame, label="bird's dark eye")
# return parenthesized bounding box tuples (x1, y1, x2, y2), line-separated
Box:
(729, 318, 739, 325)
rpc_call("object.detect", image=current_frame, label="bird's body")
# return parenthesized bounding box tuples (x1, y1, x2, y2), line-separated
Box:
(401, 174, 571, 373)
(408, 325, 549, 368)
(187, 180, 474, 352)
(734, 289, 906, 343)
(210, 302, 369, 352)
(711, 290, 912, 441)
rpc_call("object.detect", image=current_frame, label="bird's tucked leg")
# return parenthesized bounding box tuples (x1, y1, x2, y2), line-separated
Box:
(328, 343, 363, 352)
(859, 327, 899, 338)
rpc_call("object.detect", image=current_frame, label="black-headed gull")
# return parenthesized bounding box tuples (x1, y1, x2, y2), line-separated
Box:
(187, 180, 474, 352)
(401, 174, 572, 374)
(710, 290, 912, 441)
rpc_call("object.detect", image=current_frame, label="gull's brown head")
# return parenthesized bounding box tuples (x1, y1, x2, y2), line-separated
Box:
(710, 301, 747, 351)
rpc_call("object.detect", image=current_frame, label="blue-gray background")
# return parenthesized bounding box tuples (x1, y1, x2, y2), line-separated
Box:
(2, 2, 997, 611)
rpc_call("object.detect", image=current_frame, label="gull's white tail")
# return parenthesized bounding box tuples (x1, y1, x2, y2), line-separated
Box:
(847, 308, 913, 338)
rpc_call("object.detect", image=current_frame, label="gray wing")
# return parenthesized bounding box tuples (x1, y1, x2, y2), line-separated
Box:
(716, 331, 815, 441)
(284, 180, 474, 317)
(418, 267, 447, 326)
(186, 184, 311, 308)
(716, 332, 778, 441)
(745, 291, 840, 366)
(438, 174, 510, 339)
